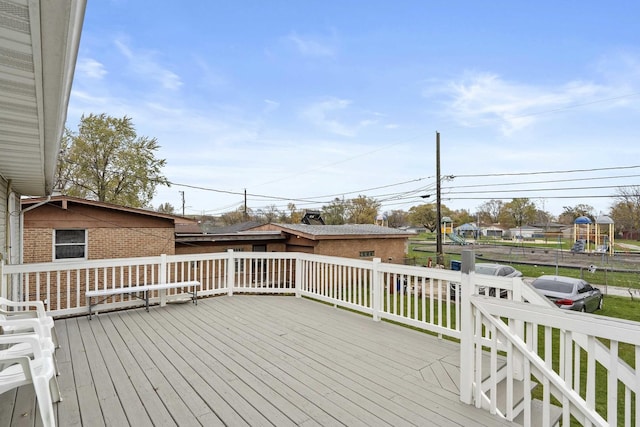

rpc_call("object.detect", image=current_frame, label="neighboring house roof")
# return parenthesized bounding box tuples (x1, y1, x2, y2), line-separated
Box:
(481, 225, 507, 231)
(0, 1, 86, 196)
(22, 195, 197, 224)
(176, 231, 285, 244)
(203, 221, 264, 235)
(175, 221, 282, 243)
(254, 223, 414, 240)
(456, 223, 479, 231)
(530, 222, 569, 230)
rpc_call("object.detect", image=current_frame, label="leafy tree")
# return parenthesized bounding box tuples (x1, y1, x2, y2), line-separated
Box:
(408, 204, 437, 231)
(499, 198, 537, 229)
(557, 204, 595, 224)
(256, 204, 281, 223)
(611, 186, 640, 238)
(322, 198, 348, 225)
(386, 209, 409, 228)
(56, 113, 169, 208)
(476, 199, 504, 224)
(449, 208, 474, 226)
(220, 205, 252, 225)
(346, 195, 381, 224)
(157, 202, 176, 214)
(287, 203, 303, 224)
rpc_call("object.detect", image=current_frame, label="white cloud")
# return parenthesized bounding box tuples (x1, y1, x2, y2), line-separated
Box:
(432, 72, 616, 135)
(263, 99, 280, 114)
(301, 98, 356, 136)
(77, 58, 107, 79)
(114, 38, 183, 90)
(287, 32, 336, 57)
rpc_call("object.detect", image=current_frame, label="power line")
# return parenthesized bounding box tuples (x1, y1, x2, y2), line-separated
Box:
(453, 165, 640, 179)
(445, 173, 640, 190)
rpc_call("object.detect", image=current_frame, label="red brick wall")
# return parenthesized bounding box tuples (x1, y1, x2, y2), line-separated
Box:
(314, 238, 407, 262)
(23, 227, 175, 263)
(23, 202, 177, 263)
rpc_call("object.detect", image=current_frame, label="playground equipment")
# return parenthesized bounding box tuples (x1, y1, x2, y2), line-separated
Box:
(374, 213, 388, 227)
(572, 215, 614, 254)
(441, 216, 453, 243)
(447, 233, 468, 245)
(595, 215, 614, 255)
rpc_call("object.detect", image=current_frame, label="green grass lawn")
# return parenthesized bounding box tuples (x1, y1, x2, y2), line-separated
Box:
(407, 241, 640, 289)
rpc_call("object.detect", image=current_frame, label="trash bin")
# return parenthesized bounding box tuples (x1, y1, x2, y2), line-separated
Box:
(450, 260, 461, 271)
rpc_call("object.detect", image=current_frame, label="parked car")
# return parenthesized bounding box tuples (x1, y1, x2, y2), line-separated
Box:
(450, 263, 523, 299)
(531, 275, 603, 313)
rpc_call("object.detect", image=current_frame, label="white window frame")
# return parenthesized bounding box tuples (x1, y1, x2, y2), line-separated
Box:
(53, 229, 88, 261)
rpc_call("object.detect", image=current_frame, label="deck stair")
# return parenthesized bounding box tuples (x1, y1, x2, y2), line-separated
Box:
(482, 365, 562, 426)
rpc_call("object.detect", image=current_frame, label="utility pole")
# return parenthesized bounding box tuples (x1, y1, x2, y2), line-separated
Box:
(179, 191, 185, 216)
(243, 189, 248, 221)
(436, 131, 444, 266)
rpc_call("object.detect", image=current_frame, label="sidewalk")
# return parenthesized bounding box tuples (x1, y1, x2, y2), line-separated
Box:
(603, 285, 640, 299)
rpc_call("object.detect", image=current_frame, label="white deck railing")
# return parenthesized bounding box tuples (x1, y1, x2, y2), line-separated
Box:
(1, 250, 639, 426)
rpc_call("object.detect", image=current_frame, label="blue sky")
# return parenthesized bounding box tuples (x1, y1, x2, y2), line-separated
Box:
(67, 1, 640, 218)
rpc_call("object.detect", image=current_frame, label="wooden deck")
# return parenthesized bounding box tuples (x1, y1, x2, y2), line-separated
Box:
(1, 296, 518, 426)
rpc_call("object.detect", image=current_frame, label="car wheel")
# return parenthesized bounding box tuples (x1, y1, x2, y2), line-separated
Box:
(598, 298, 603, 310)
(580, 306, 586, 313)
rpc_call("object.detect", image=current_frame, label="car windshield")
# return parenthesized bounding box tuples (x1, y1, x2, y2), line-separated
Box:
(533, 280, 574, 293)
(476, 266, 497, 275)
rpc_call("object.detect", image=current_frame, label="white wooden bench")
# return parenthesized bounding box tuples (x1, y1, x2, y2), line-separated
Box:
(85, 281, 200, 318)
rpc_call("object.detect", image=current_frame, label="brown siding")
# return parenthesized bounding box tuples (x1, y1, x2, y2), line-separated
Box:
(24, 203, 174, 229)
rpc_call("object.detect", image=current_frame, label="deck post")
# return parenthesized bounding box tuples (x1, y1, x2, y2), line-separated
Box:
(372, 258, 382, 321)
(510, 276, 525, 380)
(159, 254, 168, 306)
(0, 260, 5, 299)
(459, 249, 475, 404)
(295, 256, 302, 298)
(226, 249, 235, 296)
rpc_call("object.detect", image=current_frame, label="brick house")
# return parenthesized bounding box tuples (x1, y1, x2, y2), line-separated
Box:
(176, 222, 412, 262)
(175, 221, 287, 255)
(22, 196, 196, 263)
(249, 223, 413, 262)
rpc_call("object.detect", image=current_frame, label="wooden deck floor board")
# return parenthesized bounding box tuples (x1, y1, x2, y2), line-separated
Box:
(141, 308, 301, 427)
(54, 320, 82, 427)
(205, 300, 442, 425)
(87, 316, 159, 427)
(64, 318, 105, 427)
(244, 296, 456, 370)
(116, 310, 252, 427)
(157, 304, 333, 426)
(107, 314, 190, 427)
(204, 297, 511, 427)
(122, 308, 274, 426)
(103, 312, 215, 424)
(175, 309, 369, 426)
(4, 295, 519, 426)
(76, 319, 131, 427)
(183, 298, 401, 426)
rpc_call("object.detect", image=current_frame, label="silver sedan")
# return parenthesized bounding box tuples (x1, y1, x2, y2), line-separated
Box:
(531, 275, 603, 313)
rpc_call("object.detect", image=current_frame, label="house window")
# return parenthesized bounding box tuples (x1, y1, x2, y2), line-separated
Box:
(54, 229, 87, 260)
(359, 250, 375, 258)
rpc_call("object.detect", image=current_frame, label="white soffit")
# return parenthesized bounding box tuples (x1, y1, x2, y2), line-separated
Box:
(0, 0, 85, 196)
